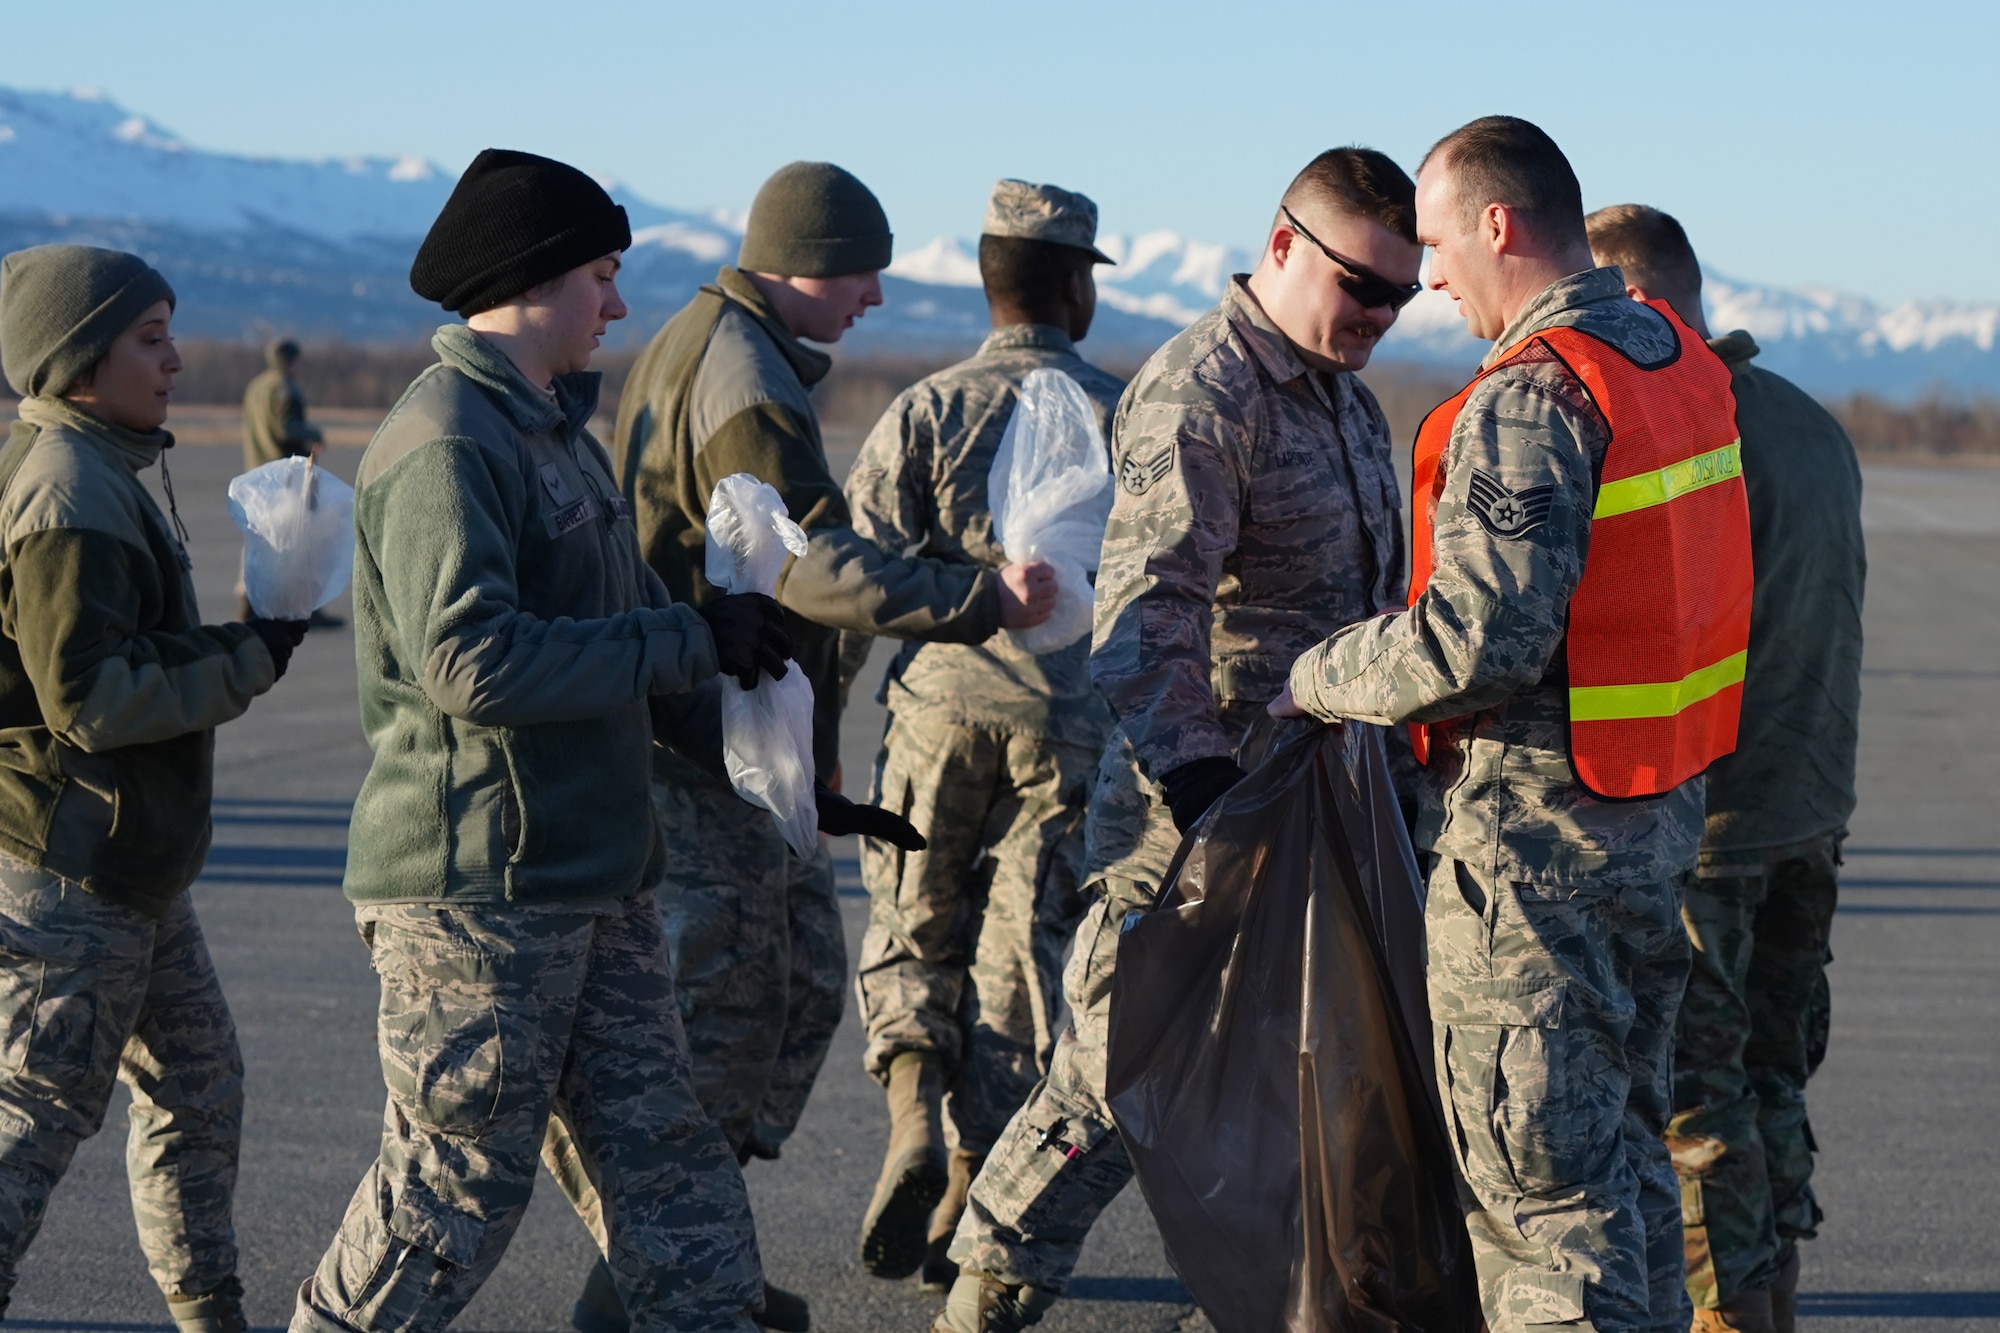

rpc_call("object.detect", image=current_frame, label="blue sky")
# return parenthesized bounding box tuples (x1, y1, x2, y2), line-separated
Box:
(8, 0, 1991, 304)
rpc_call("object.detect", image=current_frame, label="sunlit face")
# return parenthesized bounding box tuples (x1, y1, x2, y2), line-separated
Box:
(535, 252, 628, 374)
(1269, 208, 1422, 372)
(782, 270, 885, 343)
(1415, 164, 1506, 342)
(64, 300, 180, 432)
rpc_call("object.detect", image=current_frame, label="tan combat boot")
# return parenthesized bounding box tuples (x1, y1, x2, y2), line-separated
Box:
(1770, 1246, 1802, 1333)
(168, 1276, 248, 1333)
(931, 1271, 1057, 1333)
(861, 1051, 948, 1278)
(920, 1148, 985, 1292)
(1692, 1286, 1776, 1333)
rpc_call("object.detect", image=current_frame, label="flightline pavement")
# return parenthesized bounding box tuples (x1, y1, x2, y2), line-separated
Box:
(2, 418, 1994, 1332)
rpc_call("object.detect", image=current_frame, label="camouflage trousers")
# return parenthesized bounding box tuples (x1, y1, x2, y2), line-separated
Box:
(1428, 857, 1692, 1333)
(653, 780, 846, 1159)
(0, 863, 243, 1309)
(290, 893, 762, 1333)
(946, 873, 1151, 1293)
(1670, 835, 1839, 1307)
(857, 711, 1095, 1153)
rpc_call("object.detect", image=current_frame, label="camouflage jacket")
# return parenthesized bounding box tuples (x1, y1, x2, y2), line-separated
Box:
(1087, 277, 1404, 885)
(843, 324, 1125, 746)
(1289, 267, 1707, 885)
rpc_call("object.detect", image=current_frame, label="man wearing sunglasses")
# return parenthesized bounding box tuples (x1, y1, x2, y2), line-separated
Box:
(932, 147, 1422, 1333)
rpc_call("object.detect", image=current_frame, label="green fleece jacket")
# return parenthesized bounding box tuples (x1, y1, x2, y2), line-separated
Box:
(0, 397, 276, 912)
(241, 364, 323, 469)
(345, 325, 721, 907)
(613, 267, 1002, 780)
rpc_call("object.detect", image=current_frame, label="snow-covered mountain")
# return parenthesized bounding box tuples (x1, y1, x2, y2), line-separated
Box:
(3, 85, 1995, 397)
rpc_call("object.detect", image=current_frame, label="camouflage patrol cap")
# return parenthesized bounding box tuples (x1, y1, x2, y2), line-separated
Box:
(982, 180, 1115, 264)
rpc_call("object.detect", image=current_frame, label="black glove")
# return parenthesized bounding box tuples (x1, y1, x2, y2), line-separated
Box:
(247, 617, 309, 680)
(815, 783, 927, 851)
(700, 592, 793, 690)
(1160, 756, 1247, 834)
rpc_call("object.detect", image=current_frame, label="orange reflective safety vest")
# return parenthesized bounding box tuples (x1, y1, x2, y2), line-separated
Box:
(1407, 301, 1752, 798)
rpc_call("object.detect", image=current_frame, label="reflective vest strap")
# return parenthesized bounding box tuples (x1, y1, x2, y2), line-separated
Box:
(1568, 650, 1748, 723)
(1593, 439, 1744, 520)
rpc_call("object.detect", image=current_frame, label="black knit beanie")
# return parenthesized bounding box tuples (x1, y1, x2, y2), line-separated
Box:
(410, 149, 631, 315)
(738, 162, 893, 278)
(0, 245, 175, 398)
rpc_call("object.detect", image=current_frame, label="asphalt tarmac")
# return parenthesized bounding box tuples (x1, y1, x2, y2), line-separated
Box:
(2, 424, 1994, 1332)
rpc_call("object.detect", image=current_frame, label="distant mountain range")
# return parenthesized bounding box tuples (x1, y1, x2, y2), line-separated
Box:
(3, 85, 1994, 399)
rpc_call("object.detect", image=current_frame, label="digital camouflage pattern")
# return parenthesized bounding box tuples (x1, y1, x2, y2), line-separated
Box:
(1428, 855, 1691, 1333)
(981, 181, 1114, 262)
(1288, 268, 1706, 887)
(650, 780, 846, 1160)
(1089, 275, 1405, 888)
(0, 861, 243, 1309)
(1290, 268, 1721, 1333)
(950, 278, 1405, 1298)
(855, 712, 1099, 1153)
(291, 893, 761, 1333)
(844, 325, 1121, 1151)
(1671, 836, 1839, 1307)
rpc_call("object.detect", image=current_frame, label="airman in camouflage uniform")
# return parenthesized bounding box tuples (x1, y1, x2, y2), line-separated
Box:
(1587, 204, 1866, 1333)
(843, 180, 1124, 1287)
(939, 149, 1421, 1332)
(1281, 121, 1715, 1333)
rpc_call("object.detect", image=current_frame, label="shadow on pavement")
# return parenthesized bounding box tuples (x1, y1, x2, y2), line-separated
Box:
(1798, 1291, 2000, 1318)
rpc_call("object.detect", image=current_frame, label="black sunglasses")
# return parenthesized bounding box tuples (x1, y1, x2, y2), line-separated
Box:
(1281, 206, 1423, 312)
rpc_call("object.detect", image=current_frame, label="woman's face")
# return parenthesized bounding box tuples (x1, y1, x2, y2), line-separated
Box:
(65, 300, 181, 432)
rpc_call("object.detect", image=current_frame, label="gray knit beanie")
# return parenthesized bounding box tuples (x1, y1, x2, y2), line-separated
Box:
(738, 162, 893, 278)
(0, 245, 176, 398)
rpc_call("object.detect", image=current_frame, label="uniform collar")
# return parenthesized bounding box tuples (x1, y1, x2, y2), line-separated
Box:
(432, 324, 600, 440)
(1223, 275, 1311, 384)
(978, 323, 1077, 357)
(713, 267, 835, 389)
(18, 395, 172, 472)
(1484, 266, 1632, 369)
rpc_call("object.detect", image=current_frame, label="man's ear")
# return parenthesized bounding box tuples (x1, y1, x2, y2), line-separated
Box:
(1485, 203, 1512, 255)
(1625, 282, 1650, 303)
(1269, 224, 1296, 270)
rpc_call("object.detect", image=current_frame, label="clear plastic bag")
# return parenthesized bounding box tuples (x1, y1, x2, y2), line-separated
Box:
(1106, 723, 1480, 1333)
(227, 457, 356, 619)
(987, 368, 1112, 655)
(705, 473, 818, 858)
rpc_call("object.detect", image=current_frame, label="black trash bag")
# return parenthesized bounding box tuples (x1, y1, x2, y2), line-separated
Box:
(1105, 722, 1480, 1333)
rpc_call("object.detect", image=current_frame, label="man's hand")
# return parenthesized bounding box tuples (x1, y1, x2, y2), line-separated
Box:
(1268, 683, 1308, 718)
(700, 592, 793, 690)
(997, 560, 1058, 629)
(247, 617, 310, 680)
(815, 783, 927, 851)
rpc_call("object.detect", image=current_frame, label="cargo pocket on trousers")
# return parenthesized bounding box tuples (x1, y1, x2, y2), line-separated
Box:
(0, 954, 102, 1095)
(1437, 975, 1577, 1203)
(341, 1176, 490, 1327)
(985, 1102, 1121, 1236)
(1497, 1266, 1586, 1326)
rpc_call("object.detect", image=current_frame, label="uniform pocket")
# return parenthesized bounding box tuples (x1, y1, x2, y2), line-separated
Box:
(0, 953, 101, 1092)
(1436, 976, 1596, 1202)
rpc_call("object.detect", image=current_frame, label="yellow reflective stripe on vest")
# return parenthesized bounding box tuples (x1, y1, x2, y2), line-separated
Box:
(1592, 440, 1742, 520)
(1568, 650, 1748, 722)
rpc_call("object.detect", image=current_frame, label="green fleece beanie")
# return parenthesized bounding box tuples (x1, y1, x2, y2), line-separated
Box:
(738, 162, 893, 278)
(0, 245, 176, 398)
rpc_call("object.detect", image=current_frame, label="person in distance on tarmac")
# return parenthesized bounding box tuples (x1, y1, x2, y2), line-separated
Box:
(1588, 203, 1864, 1333)
(935, 147, 1421, 1333)
(288, 148, 787, 1333)
(842, 178, 1126, 1292)
(0, 244, 307, 1333)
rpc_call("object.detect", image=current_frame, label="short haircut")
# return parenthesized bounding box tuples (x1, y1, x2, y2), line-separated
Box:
(1585, 203, 1702, 310)
(979, 234, 1093, 314)
(272, 337, 301, 362)
(1420, 115, 1587, 248)
(1280, 147, 1417, 244)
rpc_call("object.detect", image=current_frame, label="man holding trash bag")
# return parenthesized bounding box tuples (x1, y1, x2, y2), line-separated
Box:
(935, 147, 1422, 1333)
(290, 148, 795, 1332)
(841, 179, 1124, 1291)
(0, 244, 304, 1333)
(1274, 118, 1752, 1333)
(1587, 203, 1863, 1333)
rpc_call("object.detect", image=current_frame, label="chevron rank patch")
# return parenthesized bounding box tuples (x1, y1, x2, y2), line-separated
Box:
(1119, 443, 1175, 495)
(1467, 471, 1556, 538)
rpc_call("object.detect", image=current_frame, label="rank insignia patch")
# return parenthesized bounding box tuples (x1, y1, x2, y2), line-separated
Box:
(1119, 444, 1175, 495)
(1467, 471, 1556, 538)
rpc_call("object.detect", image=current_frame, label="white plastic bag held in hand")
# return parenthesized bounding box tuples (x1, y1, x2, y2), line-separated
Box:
(988, 368, 1112, 654)
(227, 457, 356, 619)
(705, 473, 818, 858)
